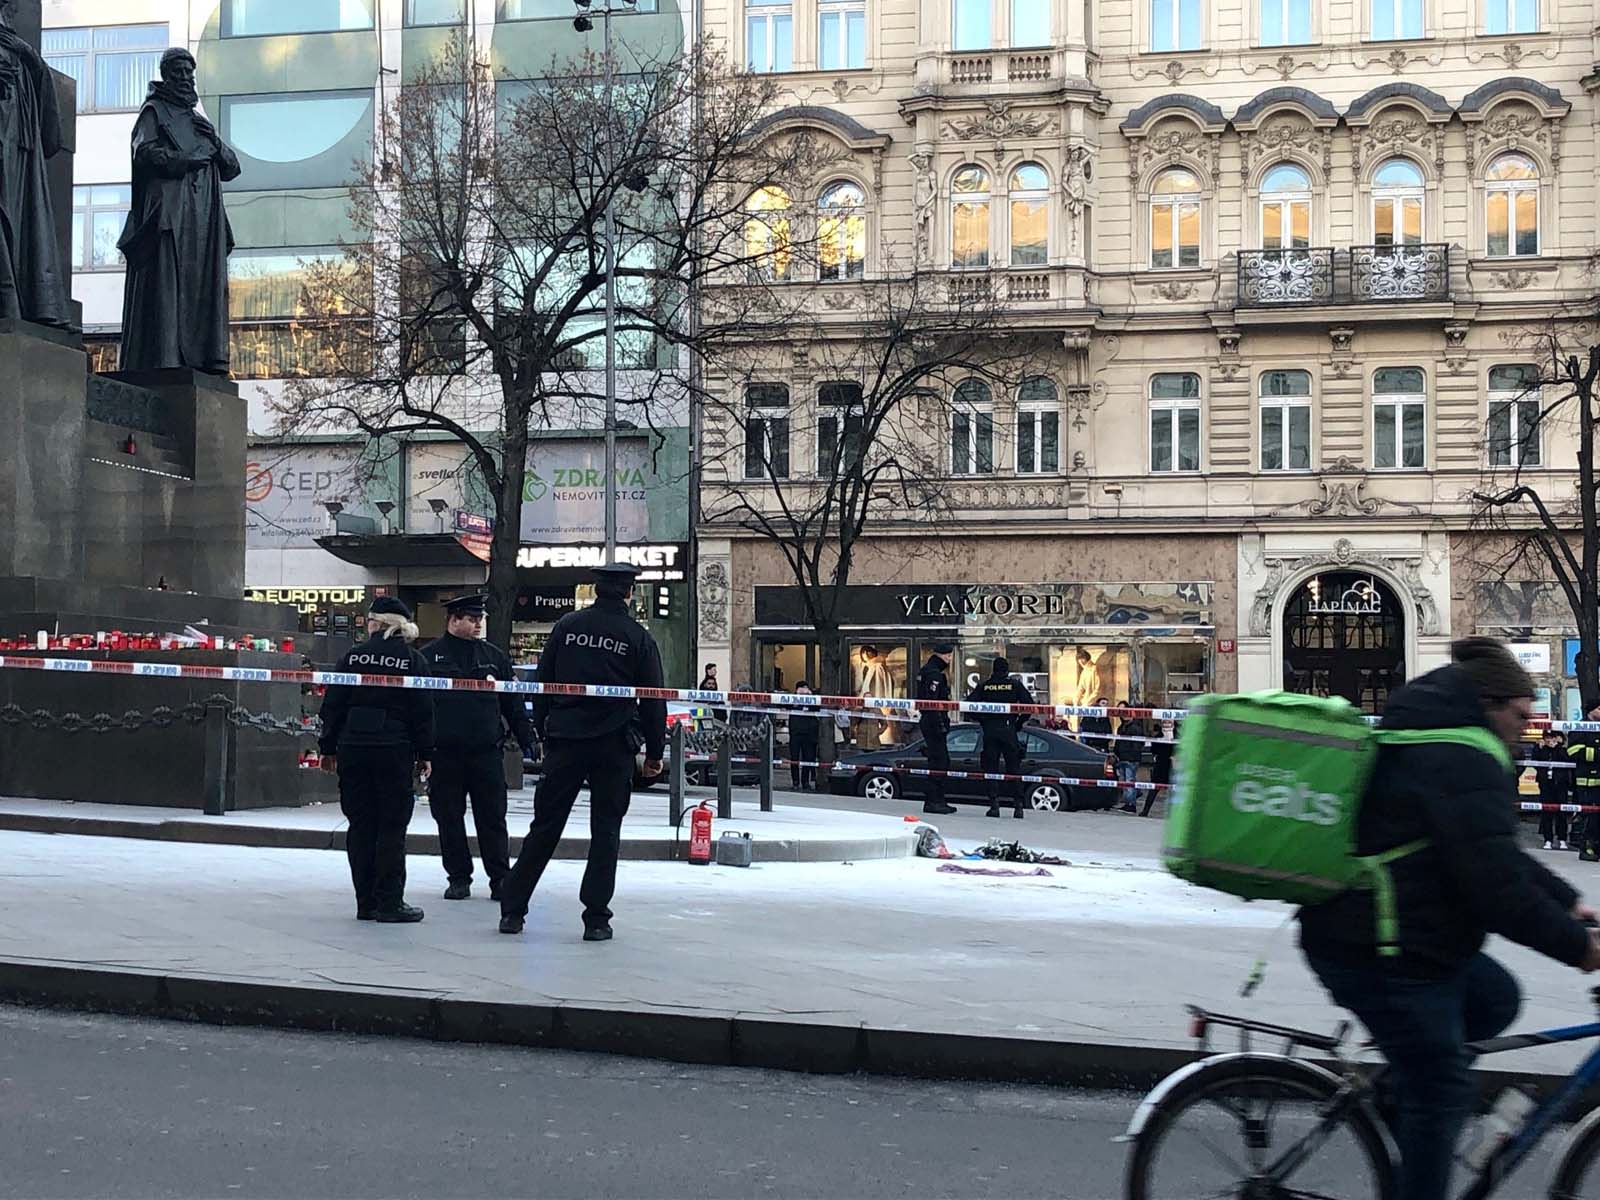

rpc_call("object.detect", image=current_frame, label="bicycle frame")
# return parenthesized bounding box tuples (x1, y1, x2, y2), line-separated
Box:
(1454, 1018, 1600, 1200)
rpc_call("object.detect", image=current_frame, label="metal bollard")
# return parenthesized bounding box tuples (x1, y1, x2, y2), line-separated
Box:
(668, 721, 685, 828)
(758, 720, 774, 812)
(716, 731, 733, 819)
(201, 701, 230, 816)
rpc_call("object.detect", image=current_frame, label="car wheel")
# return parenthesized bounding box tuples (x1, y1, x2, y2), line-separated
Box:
(858, 772, 900, 802)
(1029, 782, 1064, 812)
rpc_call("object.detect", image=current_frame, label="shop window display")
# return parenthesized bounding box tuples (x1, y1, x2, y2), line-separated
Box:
(760, 641, 812, 692)
(850, 642, 908, 747)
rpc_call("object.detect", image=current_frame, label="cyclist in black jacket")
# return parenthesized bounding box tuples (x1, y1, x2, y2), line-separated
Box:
(1299, 639, 1600, 1200)
(318, 596, 435, 923)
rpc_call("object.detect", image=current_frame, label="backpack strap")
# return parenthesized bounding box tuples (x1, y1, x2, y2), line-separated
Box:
(1356, 727, 1511, 957)
(1376, 726, 1513, 772)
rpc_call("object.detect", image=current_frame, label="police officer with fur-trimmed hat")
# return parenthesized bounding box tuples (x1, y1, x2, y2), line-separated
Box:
(317, 596, 435, 923)
(420, 592, 534, 903)
(499, 561, 667, 940)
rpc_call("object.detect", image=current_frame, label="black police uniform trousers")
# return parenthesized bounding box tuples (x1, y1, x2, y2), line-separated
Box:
(920, 718, 950, 806)
(337, 746, 417, 913)
(501, 730, 634, 928)
(428, 746, 510, 888)
(981, 727, 1025, 813)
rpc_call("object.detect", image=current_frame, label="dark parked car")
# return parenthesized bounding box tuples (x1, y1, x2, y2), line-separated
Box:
(827, 724, 1119, 811)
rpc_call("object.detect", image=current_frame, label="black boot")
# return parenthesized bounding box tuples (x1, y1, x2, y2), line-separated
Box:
(356, 907, 375, 921)
(583, 923, 614, 942)
(376, 904, 425, 924)
(986, 806, 1000, 818)
(923, 803, 957, 815)
(443, 881, 471, 901)
(498, 913, 524, 934)
(1013, 806, 1025, 819)
(489, 879, 503, 902)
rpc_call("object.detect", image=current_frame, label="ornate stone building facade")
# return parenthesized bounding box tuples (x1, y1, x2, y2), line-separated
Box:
(696, 0, 1598, 718)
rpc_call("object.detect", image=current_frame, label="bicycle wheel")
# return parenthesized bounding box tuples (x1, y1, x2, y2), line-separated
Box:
(1551, 1108, 1600, 1199)
(1126, 1055, 1396, 1200)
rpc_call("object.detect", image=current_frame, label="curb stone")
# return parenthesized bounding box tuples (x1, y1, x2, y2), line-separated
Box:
(2, 957, 1593, 1107)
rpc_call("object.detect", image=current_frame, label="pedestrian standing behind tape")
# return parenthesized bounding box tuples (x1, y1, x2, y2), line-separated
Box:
(498, 561, 667, 942)
(421, 592, 535, 904)
(787, 681, 820, 792)
(1141, 719, 1176, 818)
(916, 643, 957, 816)
(317, 597, 435, 924)
(965, 657, 1034, 820)
(1534, 729, 1572, 850)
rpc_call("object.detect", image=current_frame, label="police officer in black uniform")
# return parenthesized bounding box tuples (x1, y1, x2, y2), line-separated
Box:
(916, 643, 958, 815)
(965, 656, 1035, 819)
(420, 592, 534, 902)
(499, 561, 667, 940)
(318, 596, 435, 923)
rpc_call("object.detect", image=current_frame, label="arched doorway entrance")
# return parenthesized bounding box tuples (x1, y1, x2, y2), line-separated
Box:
(1282, 571, 1406, 713)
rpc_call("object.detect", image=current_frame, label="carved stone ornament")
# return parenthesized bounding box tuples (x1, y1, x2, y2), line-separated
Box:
(1135, 123, 1205, 180)
(1329, 327, 1354, 354)
(1491, 268, 1536, 290)
(910, 149, 936, 267)
(1248, 550, 1442, 637)
(1164, 60, 1186, 83)
(1275, 54, 1297, 79)
(1268, 465, 1424, 521)
(1152, 280, 1196, 302)
(1443, 322, 1469, 349)
(1354, 116, 1438, 173)
(941, 101, 1058, 142)
(1218, 330, 1242, 356)
(698, 561, 731, 643)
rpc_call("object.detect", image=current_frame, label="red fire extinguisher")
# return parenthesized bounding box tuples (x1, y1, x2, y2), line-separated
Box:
(688, 802, 714, 866)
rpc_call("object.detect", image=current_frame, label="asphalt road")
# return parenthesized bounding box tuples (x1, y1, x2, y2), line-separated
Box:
(2, 1006, 1564, 1200)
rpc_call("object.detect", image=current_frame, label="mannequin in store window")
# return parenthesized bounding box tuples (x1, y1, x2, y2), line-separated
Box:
(857, 644, 897, 747)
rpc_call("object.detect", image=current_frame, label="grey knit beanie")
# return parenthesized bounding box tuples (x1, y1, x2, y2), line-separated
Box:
(1451, 636, 1534, 700)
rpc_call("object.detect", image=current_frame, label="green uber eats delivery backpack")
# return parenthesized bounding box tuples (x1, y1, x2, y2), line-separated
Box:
(1162, 690, 1512, 957)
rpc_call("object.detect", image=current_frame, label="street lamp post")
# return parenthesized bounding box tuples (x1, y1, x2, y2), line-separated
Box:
(574, 0, 637, 566)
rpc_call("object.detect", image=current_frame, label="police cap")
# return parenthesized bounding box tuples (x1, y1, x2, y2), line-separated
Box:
(442, 591, 490, 616)
(592, 561, 643, 583)
(368, 595, 414, 620)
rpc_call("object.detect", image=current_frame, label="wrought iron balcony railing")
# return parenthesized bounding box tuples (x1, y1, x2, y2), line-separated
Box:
(1235, 244, 1450, 307)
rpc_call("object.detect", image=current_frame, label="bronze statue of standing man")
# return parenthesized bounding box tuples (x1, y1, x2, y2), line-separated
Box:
(0, 0, 70, 329)
(118, 48, 240, 376)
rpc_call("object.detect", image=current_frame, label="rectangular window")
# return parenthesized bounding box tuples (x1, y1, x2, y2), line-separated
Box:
(1372, 367, 1426, 469)
(1259, 370, 1313, 471)
(1150, 373, 1201, 473)
(70, 185, 131, 271)
(817, 382, 866, 476)
(952, 197, 990, 269)
(222, 0, 375, 37)
(43, 24, 167, 113)
(1260, 0, 1311, 44)
(405, 0, 466, 25)
(952, 408, 995, 475)
(1016, 408, 1060, 474)
(1151, 0, 1202, 51)
(1371, 0, 1423, 39)
(228, 247, 365, 380)
(221, 90, 376, 191)
(819, 0, 866, 69)
(1012, 0, 1051, 45)
(745, 384, 790, 480)
(1488, 364, 1542, 467)
(953, 0, 993, 49)
(1485, 0, 1536, 33)
(1487, 187, 1539, 258)
(747, 0, 794, 72)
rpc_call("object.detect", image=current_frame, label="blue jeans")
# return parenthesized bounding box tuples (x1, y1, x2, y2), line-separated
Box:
(1307, 952, 1521, 1200)
(1116, 760, 1138, 805)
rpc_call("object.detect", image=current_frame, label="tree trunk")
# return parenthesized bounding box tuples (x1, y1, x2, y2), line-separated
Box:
(486, 423, 528, 653)
(817, 626, 846, 765)
(1577, 358, 1599, 716)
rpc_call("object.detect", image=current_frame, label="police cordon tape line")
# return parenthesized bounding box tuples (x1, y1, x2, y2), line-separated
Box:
(5, 654, 1598, 732)
(1520, 803, 1600, 813)
(682, 753, 1175, 791)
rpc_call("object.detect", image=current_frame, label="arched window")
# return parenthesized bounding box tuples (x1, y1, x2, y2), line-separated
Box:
(1372, 158, 1424, 247)
(1016, 376, 1059, 474)
(1009, 163, 1049, 266)
(743, 185, 792, 281)
(1259, 369, 1312, 472)
(1151, 167, 1201, 269)
(951, 166, 990, 269)
(1486, 153, 1539, 258)
(1260, 163, 1311, 251)
(818, 180, 867, 281)
(951, 379, 994, 475)
(1373, 366, 1426, 469)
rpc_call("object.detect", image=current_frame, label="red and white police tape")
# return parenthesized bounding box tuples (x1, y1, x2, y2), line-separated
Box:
(1, 652, 1597, 734)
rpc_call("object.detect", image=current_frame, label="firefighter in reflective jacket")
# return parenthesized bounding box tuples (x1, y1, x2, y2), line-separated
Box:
(1570, 705, 1600, 862)
(421, 592, 534, 903)
(499, 561, 667, 940)
(965, 657, 1035, 820)
(317, 596, 435, 923)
